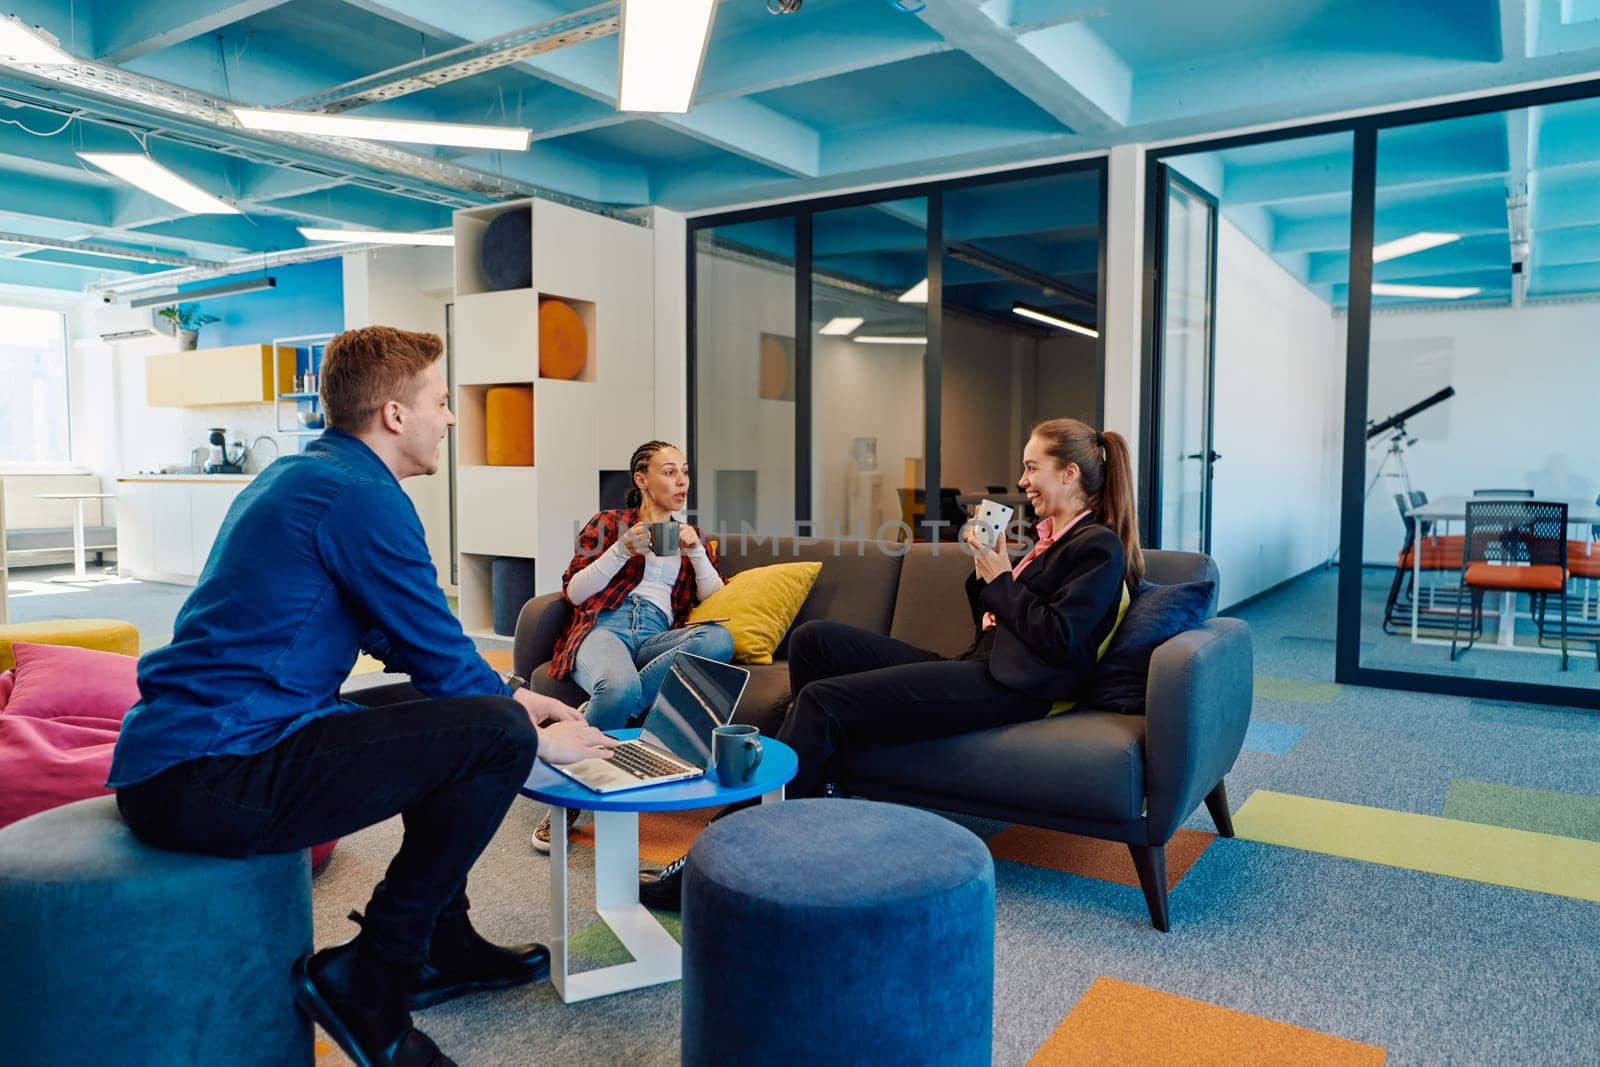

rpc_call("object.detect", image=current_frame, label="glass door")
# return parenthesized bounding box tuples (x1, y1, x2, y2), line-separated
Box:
(1156, 170, 1218, 553)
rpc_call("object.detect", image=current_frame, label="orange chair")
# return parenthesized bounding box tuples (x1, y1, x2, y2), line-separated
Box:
(1450, 500, 1568, 669)
(1381, 492, 1464, 634)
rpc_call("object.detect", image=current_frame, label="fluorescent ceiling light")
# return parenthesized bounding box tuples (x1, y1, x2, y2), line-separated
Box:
(818, 316, 863, 336)
(78, 153, 238, 215)
(854, 335, 927, 345)
(1371, 283, 1482, 300)
(1012, 303, 1099, 338)
(300, 227, 454, 247)
(0, 15, 74, 64)
(233, 108, 531, 151)
(898, 278, 928, 304)
(618, 0, 717, 113)
(1372, 231, 1460, 263)
(129, 276, 276, 308)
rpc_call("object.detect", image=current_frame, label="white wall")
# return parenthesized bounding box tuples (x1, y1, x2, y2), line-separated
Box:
(342, 246, 455, 585)
(1209, 215, 1346, 608)
(1362, 301, 1600, 563)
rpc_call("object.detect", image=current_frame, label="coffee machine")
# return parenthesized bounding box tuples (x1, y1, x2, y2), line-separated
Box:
(203, 427, 245, 474)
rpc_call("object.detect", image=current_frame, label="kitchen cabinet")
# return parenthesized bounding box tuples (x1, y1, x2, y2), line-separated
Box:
(143, 345, 295, 407)
(117, 477, 250, 583)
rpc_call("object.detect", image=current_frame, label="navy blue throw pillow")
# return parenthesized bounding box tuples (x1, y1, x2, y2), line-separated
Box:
(1082, 579, 1215, 714)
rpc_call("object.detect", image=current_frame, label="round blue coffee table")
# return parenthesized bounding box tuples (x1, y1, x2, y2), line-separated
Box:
(521, 729, 797, 1003)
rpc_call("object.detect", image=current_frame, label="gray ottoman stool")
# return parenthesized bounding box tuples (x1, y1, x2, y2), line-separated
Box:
(0, 796, 313, 1065)
(681, 798, 994, 1066)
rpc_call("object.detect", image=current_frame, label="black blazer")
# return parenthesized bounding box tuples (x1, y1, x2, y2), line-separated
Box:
(963, 520, 1126, 700)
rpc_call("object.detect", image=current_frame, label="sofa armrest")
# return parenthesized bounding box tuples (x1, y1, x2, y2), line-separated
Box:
(512, 592, 572, 678)
(1142, 617, 1253, 843)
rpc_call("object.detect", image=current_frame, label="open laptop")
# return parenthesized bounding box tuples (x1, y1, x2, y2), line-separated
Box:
(549, 652, 751, 794)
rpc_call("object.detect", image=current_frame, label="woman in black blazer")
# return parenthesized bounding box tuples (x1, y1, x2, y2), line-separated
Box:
(774, 417, 1145, 799)
(638, 418, 1146, 908)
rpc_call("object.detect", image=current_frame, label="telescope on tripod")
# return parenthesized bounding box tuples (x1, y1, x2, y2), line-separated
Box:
(1364, 386, 1455, 503)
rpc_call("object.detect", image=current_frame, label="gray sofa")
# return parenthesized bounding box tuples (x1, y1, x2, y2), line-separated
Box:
(515, 536, 1253, 930)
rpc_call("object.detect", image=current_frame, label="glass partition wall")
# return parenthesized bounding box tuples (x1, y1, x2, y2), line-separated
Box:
(689, 160, 1107, 546)
(1147, 84, 1600, 708)
(1352, 101, 1600, 698)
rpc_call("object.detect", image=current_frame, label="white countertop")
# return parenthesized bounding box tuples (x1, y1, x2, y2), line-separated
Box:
(119, 473, 257, 483)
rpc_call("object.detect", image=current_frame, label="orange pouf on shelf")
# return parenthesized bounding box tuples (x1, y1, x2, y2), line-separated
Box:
(485, 385, 534, 466)
(759, 335, 791, 400)
(539, 298, 588, 380)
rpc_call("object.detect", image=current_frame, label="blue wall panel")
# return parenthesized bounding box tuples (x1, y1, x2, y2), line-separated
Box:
(177, 257, 343, 347)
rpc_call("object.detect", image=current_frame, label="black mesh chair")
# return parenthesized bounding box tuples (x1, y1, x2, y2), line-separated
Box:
(1450, 500, 1568, 669)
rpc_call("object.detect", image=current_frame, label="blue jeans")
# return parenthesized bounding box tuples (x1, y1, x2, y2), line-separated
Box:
(572, 595, 736, 730)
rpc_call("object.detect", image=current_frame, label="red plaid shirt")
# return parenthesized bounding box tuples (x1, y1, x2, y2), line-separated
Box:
(546, 508, 719, 680)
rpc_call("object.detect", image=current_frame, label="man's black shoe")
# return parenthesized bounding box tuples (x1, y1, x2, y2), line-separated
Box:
(291, 933, 454, 1067)
(409, 912, 550, 1010)
(638, 853, 689, 912)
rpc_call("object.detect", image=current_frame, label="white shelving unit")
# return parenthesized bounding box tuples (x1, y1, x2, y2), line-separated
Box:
(452, 198, 656, 637)
(272, 332, 336, 443)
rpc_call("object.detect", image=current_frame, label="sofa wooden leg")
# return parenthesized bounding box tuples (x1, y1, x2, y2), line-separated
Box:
(1204, 780, 1235, 838)
(1128, 844, 1170, 932)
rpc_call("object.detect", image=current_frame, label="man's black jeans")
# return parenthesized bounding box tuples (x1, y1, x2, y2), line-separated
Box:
(117, 684, 538, 964)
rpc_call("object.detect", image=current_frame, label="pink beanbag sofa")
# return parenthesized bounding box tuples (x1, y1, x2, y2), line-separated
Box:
(0, 642, 336, 870)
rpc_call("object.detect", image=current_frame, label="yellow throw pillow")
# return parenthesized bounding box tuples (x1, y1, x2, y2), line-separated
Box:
(1048, 581, 1133, 716)
(689, 562, 822, 665)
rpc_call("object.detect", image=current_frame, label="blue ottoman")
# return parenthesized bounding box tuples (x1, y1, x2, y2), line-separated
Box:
(681, 799, 994, 1066)
(0, 796, 313, 1065)
(492, 556, 536, 637)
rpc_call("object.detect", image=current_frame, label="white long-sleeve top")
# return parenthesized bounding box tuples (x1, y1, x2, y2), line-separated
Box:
(565, 537, 724, 621)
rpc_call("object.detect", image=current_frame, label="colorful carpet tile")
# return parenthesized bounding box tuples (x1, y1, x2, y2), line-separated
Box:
(569, 807, 718, 866)
(1234, 790, 1600, 902)
(1241, 720, 1307, 755)
(1029, 976, 1387, 1065)
(986, 826, 1215, 890)
(1443, 779, 1600, 843)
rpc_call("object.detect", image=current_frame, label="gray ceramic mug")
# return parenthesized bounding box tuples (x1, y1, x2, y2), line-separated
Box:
(712, 724, 763, 787)
(646, 521, 680, 555)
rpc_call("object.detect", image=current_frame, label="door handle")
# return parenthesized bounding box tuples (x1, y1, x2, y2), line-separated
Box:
(1185, 451, 1223, 462)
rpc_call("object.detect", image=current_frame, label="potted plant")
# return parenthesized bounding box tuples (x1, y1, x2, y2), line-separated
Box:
(157, 304, 220, 351)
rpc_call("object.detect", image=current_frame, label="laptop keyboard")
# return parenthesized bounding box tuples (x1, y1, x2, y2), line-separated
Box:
(611, 742, 692, 780)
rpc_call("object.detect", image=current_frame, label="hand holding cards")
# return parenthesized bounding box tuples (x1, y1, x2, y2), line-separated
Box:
(970, 499, 1014, 551)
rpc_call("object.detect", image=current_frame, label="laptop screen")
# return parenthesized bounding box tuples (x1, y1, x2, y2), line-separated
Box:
(638, 654, 747, 769)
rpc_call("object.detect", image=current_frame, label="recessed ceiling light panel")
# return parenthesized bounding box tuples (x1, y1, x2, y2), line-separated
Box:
(233, 108, 531, 151)
(77, 153, 239, 215)
(619, 0, 717, 113)
(300, 227, 454, 247)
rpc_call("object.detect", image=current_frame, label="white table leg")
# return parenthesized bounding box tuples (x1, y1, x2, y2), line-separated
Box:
(1497, 590, 1517, 648)
(762, 786, 785, 804)
(70, 498, 86, 578)
(549, 805, 571, 1002)
(552, 808, 681, 1003)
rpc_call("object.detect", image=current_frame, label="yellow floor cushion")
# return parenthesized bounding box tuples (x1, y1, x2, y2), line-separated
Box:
(0, 619, 140, 672)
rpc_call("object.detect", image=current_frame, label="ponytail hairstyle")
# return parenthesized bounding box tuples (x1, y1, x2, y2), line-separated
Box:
(625, 440, 676, 509)
(1030, 418, 1145, 589)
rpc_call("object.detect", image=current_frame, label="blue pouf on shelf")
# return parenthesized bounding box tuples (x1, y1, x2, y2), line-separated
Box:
(491, 556, 536, 637)
(480, 206, 533, 291)
(681, 798, 995, 1066)
(0, 796, 313, 1065)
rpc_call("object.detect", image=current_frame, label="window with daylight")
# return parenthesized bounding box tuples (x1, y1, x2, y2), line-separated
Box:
(0, 305, 70, 465)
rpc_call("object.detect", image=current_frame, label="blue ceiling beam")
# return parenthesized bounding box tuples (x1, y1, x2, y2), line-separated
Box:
(94, 0, 293, 63)
(1501, 0, 1533, 60)
(1531, 222, 1600, 265)
(980, 1, 1112, 35)
(915, 0, 1129, 132)
(0, 170, 113, 228)
(695, 4, 950, 101)
(124, 213, 307, 252)
(1532, 0, 1600, 54)
(1529, 260, 1600, 293)
(1167, 153, 1224, 199)
(340, 0, 824, 178)
(1306, 236, 1512, 285)
(0, 255, 108, 291)
(250, 186, 454, 231)
(453, 144, 649, 206)
(822, 119, 1060, 177)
